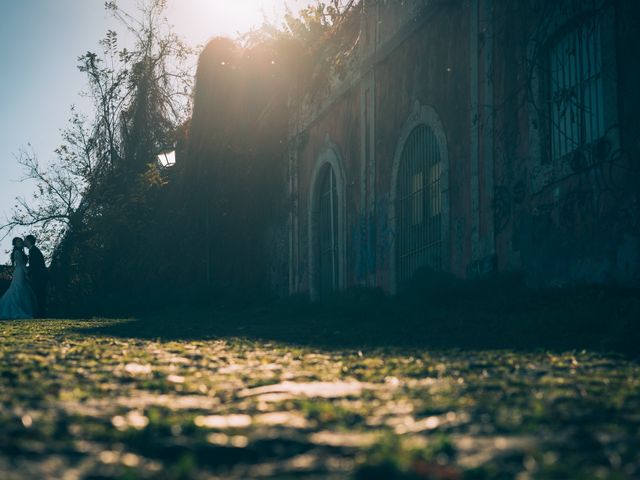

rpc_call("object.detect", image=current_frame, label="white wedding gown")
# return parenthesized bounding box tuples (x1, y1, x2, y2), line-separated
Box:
(0, 250, 36, 319)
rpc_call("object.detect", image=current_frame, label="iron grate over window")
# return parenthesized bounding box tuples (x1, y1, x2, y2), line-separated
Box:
(396, 124, 443, 283)
(317, 164, 339, 296)
(548, 14, 604, 163)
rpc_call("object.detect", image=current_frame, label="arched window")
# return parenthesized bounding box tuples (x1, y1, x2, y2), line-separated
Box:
(396, 124, 445, 283)
(547, 13, 606, 163)
(309, 144, 346, 300)
(315, 164, 339, 296)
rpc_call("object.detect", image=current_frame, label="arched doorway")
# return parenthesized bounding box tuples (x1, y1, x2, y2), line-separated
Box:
(391, 105, 450, 291)
(316, 164, 339, 296)
(309, 144, 346, 299)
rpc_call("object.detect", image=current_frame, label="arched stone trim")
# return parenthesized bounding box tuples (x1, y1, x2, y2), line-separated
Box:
(389, 103, 450, 293)
(308, 137, 347, 300)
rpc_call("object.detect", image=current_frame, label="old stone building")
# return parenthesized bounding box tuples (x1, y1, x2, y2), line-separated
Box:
(186, 0, 639, 298)
(282, 0, 640, 298)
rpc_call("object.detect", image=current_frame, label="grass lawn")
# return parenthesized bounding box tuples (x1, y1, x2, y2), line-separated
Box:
(0, 289, 639, 479)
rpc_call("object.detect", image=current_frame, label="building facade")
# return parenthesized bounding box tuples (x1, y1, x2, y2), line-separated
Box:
(284, 0, 640, 298)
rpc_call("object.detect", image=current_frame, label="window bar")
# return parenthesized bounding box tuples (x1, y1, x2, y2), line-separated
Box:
(551, 45, 557, 161)
(428, 129, 433, 269)
(557, 39, 564, 158)
(436, 136, 441, 270)
(575, 30, 582, 147)
(401, 152, 405, 283)
(412, 131, 417, 278)
(421, 129, 426, 271)
(329, 169, 337, 291)
(396, 125, 445, 282)
(578, 28, 593, 144)
(555, 43, 561, 160)
(435, 132, 439, 269)
(406, 146, 410, 281)
(591, 22, 598, 142)
(583, 23, 590, 145)
(405, 153, 409, 282)
(428, 129, 432, 269)
(417, 129, 421, 274)
(576, 25, 581, 145)
(399, 161, 404, 283)
(569, 32, 577, 152)
(425, 128, 430, 269)
(589, 20, 595, 142)
(418, 127, 424, 274)
(591, 21, 597, 141)
(424, 130, 428, 270)
(575, 30, 580, 147)
(562, 35, 569, 158)
(595, 20, 600, 140)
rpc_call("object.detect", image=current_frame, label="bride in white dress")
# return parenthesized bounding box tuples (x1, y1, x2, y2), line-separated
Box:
(0, 237, 36, 319)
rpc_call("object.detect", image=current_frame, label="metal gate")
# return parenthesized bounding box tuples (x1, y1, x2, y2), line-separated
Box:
(316, 165, 339, 296)
(396, 124, 444, 283)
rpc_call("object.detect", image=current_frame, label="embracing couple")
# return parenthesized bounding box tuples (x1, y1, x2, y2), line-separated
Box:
(0, 235, 47, 320)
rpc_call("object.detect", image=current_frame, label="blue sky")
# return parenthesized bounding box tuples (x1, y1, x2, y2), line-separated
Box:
(0, 0, 307, 256)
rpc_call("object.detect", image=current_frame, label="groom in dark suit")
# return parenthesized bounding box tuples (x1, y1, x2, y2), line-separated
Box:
(25, 235, 48, 317)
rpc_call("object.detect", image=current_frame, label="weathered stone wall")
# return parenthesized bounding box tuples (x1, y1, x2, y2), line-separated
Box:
(372, 2, 472, 287)
(286, 0, 639, 295)
(186, 1, 639, 296)
(491, 0, 640, 286)
(289, 1, 472, 294)
(292, 87, 362, 294)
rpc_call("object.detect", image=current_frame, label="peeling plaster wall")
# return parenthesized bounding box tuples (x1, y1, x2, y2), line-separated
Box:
(293, 88, 362, 294)
(289, 1, 472, 294)
(491, 0, 640, 287)
(373, 3, 471, 288)
(283, 0, 640, 296)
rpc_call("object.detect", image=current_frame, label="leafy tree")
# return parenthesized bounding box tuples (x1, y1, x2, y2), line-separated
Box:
(1, 0, 193, 313)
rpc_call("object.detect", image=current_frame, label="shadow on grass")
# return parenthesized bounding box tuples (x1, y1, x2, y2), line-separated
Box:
(74, 272, 640, 356)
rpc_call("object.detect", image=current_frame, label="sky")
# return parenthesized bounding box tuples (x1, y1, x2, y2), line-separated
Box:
(0, 0, 308, 256)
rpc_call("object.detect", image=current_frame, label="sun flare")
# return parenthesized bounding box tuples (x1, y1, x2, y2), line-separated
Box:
(167, 0, 307, 44)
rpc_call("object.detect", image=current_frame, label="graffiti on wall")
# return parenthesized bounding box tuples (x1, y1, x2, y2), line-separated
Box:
(495, 126, 639, 238)
(354, 194, 396, 282)
(493, 125, 639, 283)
